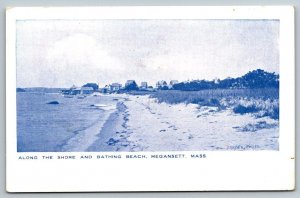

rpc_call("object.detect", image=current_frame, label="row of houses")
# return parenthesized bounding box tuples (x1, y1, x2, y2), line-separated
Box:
(61, 85, 95, 95)
(62, 80, 179, 95)
(156, 80, 179, 89)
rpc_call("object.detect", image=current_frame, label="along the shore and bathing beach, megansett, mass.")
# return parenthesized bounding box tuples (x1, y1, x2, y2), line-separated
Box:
(7, 6, 295, 193)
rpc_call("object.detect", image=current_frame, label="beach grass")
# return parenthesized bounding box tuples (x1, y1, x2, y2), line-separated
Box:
(149, 88, 279, 120)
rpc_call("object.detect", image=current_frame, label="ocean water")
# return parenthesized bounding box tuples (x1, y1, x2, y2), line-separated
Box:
(17, 92, 118, 152)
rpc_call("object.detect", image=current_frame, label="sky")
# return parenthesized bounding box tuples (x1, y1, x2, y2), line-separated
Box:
(16, 19, 279, 88)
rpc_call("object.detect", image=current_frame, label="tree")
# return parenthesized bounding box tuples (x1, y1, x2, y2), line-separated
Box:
(82, 83, 99, 91)
(124, 80, 138, 91)
(241, 69, 279, 88)
(172, 69, 279, 91)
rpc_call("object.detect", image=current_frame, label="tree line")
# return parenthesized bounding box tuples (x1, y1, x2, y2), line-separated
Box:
(172, 69, 279, 91)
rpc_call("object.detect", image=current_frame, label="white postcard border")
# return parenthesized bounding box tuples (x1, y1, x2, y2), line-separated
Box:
(6, 6, 295, 192)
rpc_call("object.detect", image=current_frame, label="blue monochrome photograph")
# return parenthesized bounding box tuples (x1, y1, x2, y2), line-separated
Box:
(16, 20, 279, 152)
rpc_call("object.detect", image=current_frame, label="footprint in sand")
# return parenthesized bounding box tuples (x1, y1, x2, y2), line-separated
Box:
(166, 125, 178, 131)
(121, 142, 129, 147)
(120, 134, 129, 138)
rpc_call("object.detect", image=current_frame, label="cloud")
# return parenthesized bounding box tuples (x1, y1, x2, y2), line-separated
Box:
(47, 34, 122, 70)
(16, 20, 279, 88)
(43, 34, 124, 87)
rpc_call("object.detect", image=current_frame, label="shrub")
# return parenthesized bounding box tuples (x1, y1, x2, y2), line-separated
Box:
(190, 98, 205, 104)
(262, 105, 279, 120)
(233, 104, 260, 114)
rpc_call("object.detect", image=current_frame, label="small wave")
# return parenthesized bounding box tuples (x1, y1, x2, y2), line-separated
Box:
(92, 104, 116, 111)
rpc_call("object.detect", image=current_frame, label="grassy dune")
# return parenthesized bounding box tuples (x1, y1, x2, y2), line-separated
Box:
(150, 89, 279, 120)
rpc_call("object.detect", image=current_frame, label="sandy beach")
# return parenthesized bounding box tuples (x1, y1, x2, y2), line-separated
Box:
(84, 94, 279, 152)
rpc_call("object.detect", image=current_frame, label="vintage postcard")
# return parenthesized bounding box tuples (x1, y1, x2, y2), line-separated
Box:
(6, 6, 295, 192)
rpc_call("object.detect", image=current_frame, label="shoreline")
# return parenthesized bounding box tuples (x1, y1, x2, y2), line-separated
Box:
(60, 98, 120, 152)
(87, 101, 132, 152)
(60, 108, 114, 152)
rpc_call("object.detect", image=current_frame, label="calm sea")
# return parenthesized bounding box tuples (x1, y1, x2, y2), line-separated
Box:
(17, 92, 117, 152)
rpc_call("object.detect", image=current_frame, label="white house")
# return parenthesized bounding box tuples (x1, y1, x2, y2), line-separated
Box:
(170, 80, 179, 86)
(140, 82, 148, 89)
(109, 83, 122, 92)
(156, 80, 168, 89)
(169, 80, 179, 88)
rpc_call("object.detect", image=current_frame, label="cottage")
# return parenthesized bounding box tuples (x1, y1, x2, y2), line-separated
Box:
(62, 85, 77, 95)
(71, 88, 81, 95)
(140, 82, 148, 89)
(100, 87, 109, 94)
(81, 87, 94, 94)
(156, 80, 168, 89)
(169, 80, 179, 89)
(82, 83, 99, 91)
(61, 89, 71, 95)
(170, 80, 179, 86)
(109, 83, 122, 92)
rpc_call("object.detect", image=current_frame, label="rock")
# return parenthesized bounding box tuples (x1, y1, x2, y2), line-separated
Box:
(16, 88, 26, 92)
(107, 138, 119, 146)
(47, 101, 59, 105)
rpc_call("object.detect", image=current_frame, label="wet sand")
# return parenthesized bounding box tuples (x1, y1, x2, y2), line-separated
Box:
(87, 102, 132, 151)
